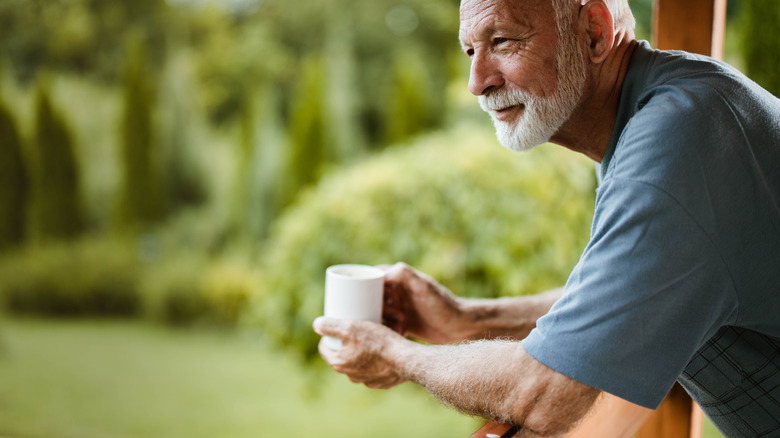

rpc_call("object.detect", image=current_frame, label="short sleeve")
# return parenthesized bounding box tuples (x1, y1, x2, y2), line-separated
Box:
(522, 177, 738, 408)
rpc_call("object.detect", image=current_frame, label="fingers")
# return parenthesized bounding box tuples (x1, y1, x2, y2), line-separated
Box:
(357, 375, 404, 389)
(314, 317, 408, 390)
(382, 261, 414, 284)
(383, 282, 407, 334)
(313, 316, 350, 338)
(383, 262, 439, 295)
(379, 262, 417, 334)
(317, 336, 344, 365)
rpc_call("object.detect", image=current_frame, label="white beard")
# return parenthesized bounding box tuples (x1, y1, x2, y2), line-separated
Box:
(479, 29, 587, 152)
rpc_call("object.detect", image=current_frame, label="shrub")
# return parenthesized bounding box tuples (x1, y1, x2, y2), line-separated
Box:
(741, 0, 780, 97)
(139, 254, 208, 325)
(117, 32, 164, 229)
(0, 236, 141, 316)
(0, 98, 29, 251)
(281, 53, 330, 209)
(382, 50, 438, 145)
(250, 125, 597, 362)
(28, 80, 86, 241)
(200, 259, 258, 324)
(139, 252, 258, 327)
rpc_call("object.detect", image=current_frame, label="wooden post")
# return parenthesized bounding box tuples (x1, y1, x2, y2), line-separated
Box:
(636, 384, 699, 438)
(652, 0, 728, 60)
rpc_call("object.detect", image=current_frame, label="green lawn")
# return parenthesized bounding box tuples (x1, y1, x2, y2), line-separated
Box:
(0, 317, 724, 438)
(0, 318, 478, 438)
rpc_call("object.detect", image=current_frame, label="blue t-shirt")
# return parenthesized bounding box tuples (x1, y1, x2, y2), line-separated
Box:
(522, 41, 780, 435)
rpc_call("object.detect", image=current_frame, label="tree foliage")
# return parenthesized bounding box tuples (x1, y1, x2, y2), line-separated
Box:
(0, 97, 28, 250)
(382, 49, 439, 145)
(740, 0, 780, 96)
(251, 126, 596, 362)
(28, 81, 85, 241)
(0, 0, 169, 83)
(117, 34, 164, 230)
(281, 53, 330, 209)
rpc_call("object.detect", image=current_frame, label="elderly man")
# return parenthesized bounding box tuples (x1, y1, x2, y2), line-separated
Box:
(313, 0, 780, 436)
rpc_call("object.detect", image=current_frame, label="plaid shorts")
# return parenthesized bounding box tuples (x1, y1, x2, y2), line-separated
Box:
(678, 326, 780, 437)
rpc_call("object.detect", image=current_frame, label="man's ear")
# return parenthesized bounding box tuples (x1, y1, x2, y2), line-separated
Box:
(577, 0, 615, 64)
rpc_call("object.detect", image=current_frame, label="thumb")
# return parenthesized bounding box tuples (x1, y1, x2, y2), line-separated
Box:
(313, 316, 349, 337)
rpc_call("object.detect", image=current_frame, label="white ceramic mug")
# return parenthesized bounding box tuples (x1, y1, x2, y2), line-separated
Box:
(323, 264, 385, 350)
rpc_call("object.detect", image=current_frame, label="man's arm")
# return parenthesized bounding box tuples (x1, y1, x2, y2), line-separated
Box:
(382, 263, 562, 344)
(314, 318, 600, 437)
(456, 288, 564, 341)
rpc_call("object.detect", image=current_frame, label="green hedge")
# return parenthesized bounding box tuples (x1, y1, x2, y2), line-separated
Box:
(139, 255, 258, 326)
(0, 236, 141, 316)
(0, 233, 257, 326)
(250, 125, 597, 362)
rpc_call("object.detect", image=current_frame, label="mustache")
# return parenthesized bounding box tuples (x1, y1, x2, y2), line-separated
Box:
(479, 88, 534, 112)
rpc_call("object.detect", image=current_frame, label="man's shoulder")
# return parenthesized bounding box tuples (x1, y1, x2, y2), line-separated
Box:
(629, 43, 778, 127)
(605, 43, 753, 176)
(631, 42, 744, 93)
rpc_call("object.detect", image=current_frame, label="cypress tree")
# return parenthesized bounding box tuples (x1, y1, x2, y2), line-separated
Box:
(282, 54, 329, 207)
(382, 50, 435, 146)
(29, 81, 85, 240)
(0, 98, 29, 250)
(741, 0, 780, 97)
(117, 33, 163, 229)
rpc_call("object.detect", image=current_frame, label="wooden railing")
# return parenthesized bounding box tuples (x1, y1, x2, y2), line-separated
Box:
(470, 384, 701, 438)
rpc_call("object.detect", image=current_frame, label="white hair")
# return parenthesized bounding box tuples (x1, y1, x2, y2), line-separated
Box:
(551, 0, 636, 34)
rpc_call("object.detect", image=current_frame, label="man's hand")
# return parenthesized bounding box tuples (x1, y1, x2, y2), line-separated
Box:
(381, 262, 465, 344)
(313, 316, 600, 436)
(313, 316, 414, 389)
(380, 262, 563, 343)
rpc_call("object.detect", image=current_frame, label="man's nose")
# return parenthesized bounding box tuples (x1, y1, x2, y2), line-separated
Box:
(468, 52, 504, 96)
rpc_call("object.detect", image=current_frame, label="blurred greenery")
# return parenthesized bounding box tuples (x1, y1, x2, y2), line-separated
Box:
(252, 125, 597, 362)
(0, 0, 771, 436)
(28, 78, 87, 241)
(0, 96, 28, 249)
(0, 236, 141, 316)
(0, 318, 725, 438)
(117, 32, 165, 230)
(740, 0, 780, 96)
(0, 318, 479, 438)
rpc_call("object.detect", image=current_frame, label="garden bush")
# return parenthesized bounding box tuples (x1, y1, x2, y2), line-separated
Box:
(250, 125, 597, 362)
(200, 259, 257, 324)
(0, 97, 29, 251)
(28, 80, 86, 241)
(0, 236, 141, 316)
(140, 254, 258, 326)
(0, 229, 259, 325)
(138, 253, 207, 325)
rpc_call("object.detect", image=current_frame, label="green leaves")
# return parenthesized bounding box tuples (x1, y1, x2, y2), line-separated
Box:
(740, 0, 780, 97)
(251, 125, 596, 362)
(0, 97, 28, 250)
(29, 80, 85, 241)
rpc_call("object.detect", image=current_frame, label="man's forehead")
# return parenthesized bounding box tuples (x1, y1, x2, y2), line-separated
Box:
(459, 0, 550, 39)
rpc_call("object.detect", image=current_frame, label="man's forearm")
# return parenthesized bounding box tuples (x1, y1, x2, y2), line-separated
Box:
(392, 337, 598, 437)
(454, 288, 564, 341)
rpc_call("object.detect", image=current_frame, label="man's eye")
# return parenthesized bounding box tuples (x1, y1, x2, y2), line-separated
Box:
(493, 37, 509, 45)
(465, 48, 475, 57)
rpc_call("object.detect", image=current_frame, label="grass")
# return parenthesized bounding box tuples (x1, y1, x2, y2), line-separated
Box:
(0, 317, 725, 438)
(0, 317, 478, 438)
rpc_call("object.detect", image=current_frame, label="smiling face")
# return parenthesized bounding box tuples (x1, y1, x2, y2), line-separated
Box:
(459, 0, 587, 152)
